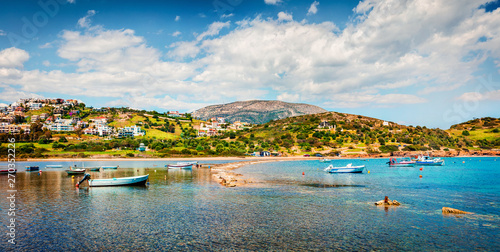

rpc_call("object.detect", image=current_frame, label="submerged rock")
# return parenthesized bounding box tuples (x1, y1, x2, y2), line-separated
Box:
(442, 207, 472, 214)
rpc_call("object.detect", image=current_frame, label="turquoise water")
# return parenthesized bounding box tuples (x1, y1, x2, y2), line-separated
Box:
(0, 157, 499, 251)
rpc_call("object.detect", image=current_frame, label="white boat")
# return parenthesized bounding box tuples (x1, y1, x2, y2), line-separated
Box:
(78, 174, 149, 187)
(415, 156, 445, 166)
(166, 163, 193, 169)
(387, 157, 415, 167)
(177, 161, 198, 165)
(45, 164, 63, 168)
(319, 159, 332, 163)
(324, 163, 365, 173)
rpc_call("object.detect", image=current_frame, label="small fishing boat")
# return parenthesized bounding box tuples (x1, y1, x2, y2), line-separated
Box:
(101, 165, 119, 169)
(415, 156, 445, 166)
(0, 169, 16, 174)
(319, 158, 332, 163)
(387, 157, 415, 167)
(324, 164, 365, 173)
(166, 163, 193, 169)
(26, 166, 40, 171)
(45, 164, 63, 168)
(77, 174, 149, 187)
(88, 167, 101, 172)
(66, 168, 86, 175)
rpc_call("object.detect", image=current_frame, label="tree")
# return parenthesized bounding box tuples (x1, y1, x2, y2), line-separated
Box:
(462, 130, 470, 136)
(59, 136, 68, 142)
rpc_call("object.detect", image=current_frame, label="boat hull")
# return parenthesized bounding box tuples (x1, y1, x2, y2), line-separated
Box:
(388, 163, 415, 167)
(46, 165, 63, 168)
(26, 166, 39, 171)
(0, 169, 16, 174)
(166, 164, 193, 169)
(325, 165, 365, 173)
(89, 174, 149, 187)
(101, 166, 118, 169)
(66, 169, 86, 175)
(327, 167, 365, 173)
(415, 161, 444, 166)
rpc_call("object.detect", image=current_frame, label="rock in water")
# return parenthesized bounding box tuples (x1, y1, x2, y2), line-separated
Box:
(375, 197, 401, 206)
(442, 207, 472, 214)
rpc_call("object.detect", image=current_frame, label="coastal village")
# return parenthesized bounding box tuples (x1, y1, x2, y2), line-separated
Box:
(0, 97, 248, 139)
(0, 97, 499, 159)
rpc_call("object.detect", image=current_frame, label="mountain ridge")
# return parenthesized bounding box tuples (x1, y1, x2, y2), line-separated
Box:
(192, 100, 328, 124)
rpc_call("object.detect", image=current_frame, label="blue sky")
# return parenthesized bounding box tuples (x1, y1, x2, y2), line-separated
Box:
(0, 0, 499, 129)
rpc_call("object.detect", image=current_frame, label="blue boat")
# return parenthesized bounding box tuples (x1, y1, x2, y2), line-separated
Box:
(45, 164, 63, 168)
(77, 174, 149, 187)
(26, 166, 40, 171)
(101, 166, 118, 169)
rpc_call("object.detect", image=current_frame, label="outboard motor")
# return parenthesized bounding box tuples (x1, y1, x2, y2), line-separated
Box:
(76, 173, 91, 187)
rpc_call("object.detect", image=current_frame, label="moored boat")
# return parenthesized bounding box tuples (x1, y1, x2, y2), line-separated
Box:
(101, 165, 119, 169)
(0, 169, 16, 174)
(26, 166, 40, 171)
(66, 168, 86, 175)
(324, 163, 365, 173)
(415, 156, 445, 166)
(319, 158, 332, 163)
(77, 174, 149, 187)
(88, 167, 101, 171)
(166, 163, 193, 169)
(45, 164, 63, 168)
(387, 157, 415, 167)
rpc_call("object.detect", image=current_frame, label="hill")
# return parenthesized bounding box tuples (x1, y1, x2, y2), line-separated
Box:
(191, 100, 328, 124)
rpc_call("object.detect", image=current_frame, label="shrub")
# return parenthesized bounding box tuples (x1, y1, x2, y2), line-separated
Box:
(462, 130, 470, 136)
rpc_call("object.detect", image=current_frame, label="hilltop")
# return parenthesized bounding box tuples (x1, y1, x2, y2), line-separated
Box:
(191, 100, 327, 124)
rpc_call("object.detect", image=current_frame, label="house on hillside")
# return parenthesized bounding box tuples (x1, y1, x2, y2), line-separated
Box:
(318, 121, 333, 129)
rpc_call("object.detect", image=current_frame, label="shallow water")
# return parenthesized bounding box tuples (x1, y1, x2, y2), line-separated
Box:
(0, 157, 499, 251)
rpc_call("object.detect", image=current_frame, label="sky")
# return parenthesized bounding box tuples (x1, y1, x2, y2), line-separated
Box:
(0, 0, 499, 129)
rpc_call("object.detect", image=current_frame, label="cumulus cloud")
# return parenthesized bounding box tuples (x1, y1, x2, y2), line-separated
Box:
(2, 0, 500, 114)
(307, 1, 319, 15)
(77, 10, 96, 28)
(172, 31, 181, 37)
(277, 12, 293, 22)
(457, 90, 500, 101)
(0, 47, 29, 68)
(264, 0, 282, 5)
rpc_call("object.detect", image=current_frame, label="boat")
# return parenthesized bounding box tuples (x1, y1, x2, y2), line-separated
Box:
(88, 167, 101, 172)
(323, 163, 365, 173)
(415, 156, 445, 166)
(387, 157, 415, 167)
(101, 165, 118, 169)
(319, 158, 332, 163)
(177, 161, 198, 165)
(45, 164, 63, 168)
(0, 169, 16, 174)
(77, 174, 149, 187)
(26, 166, 40, 171)
(66, 168, 86, 175)
(166, 163, 193, 169)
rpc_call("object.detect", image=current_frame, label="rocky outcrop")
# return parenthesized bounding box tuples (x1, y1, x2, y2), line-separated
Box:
(192, 100, 327, 124)
(442, 207, 472, 214)
(375, 196, 401, 206)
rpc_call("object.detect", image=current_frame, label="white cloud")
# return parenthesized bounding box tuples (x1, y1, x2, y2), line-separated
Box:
(175, 16, 180, 21)
(172, 31, 181, 37)
(42, 60, 50, 67)
(277, 92, 300, 102)
(196, 21, 230, 41)
(277, 12, 293, 22)
(307, 1, 319, 15)
(39, 42, 53, 48)
(264, 0, 282, 5)
(3, 0, 500, 114)
(221, 13, 234, 19)
(0, 47, 29, 68)
(77, 10, 96, 28)
(457, 90, 500, 101)
(0, 29, 6, 36)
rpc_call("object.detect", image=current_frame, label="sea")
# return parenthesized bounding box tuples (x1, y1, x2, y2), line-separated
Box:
(0, 157, 499, 251)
